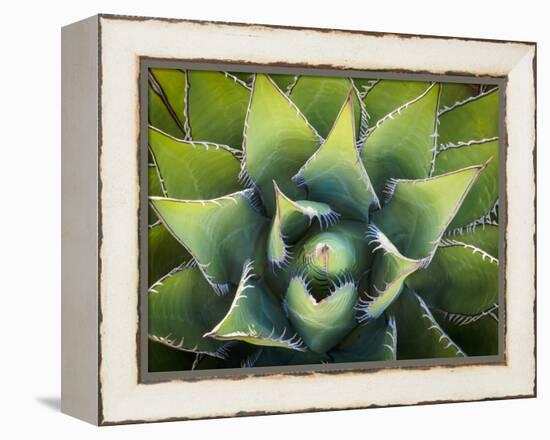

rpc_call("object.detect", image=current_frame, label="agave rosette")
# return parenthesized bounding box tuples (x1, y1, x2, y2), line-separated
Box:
(147, 69, 500, 371)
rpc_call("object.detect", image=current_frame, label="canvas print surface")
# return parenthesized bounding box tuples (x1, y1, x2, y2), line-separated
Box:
(146, 68, 500, 373)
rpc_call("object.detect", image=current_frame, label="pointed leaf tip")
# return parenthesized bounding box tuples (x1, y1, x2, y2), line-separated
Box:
(372, 164, 484, 260)
(361, 83, 441, 196)
(186, 70, 250, 149)
(243, 74, 322, 214)
(356, 226, 423, 321)
(148, 127, 242, 200)
(267, 182, 339, 268)
(148, 266, 234, 357)
(294, 93, 378, 222)
(205, 261, 306, 351)
(150, 190, 268, 287)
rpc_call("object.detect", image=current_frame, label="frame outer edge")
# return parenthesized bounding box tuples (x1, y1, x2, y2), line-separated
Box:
(93, 15, 537, 425)
(61, 14, 100, 425)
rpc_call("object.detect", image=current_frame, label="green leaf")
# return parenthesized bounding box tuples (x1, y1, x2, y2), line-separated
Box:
(444, 224, 499, 259)
(356, 226, 423, 321)
(294, 93, 378, 222)
(205, 262, 306, 351)
(284, 275, 358, 353)
(269, 74, 298, 93)
(431, 305, 499, 356)
(439, 82, 479, 110)
(434, 139, 498, 228)
(150, 189, 268, 292)
(191, 342, 261, 370)
(149, 72, 186, 139)
(406, 240, 498, 315)
(148, 165, 164, 224)
(362, 79, 431, 126)
(289, 76, 361, 138)
(248, 346, 329, 367)
(267, 182, 339, 268)
(228, 71, 254, 87)
(149, 127, 242, 199)
(361, 83, 440, 196)
(150, 68, 188, 133)
(330, 315, 397, 362)
(187, 70, 250, 149)
(372, 165, 484, 259)
(148, 223, 191, 286)
(292, 221, 374, 296)
(242, 74, 321, 214)
(148, 266, 234, 357)
(148, 339, 196, 372)
(351, 78, 378, 95)
(438, 89, 499, 148)
(392, 288, 465, 359)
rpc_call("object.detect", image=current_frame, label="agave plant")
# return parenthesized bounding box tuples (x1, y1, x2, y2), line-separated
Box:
(147, 69, 500, 372)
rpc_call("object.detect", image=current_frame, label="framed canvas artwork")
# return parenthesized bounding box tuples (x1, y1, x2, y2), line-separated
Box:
(61, 14, 536, 425)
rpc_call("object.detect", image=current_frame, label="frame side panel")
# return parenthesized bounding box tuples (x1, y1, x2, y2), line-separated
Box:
(61, 15, 100, 425)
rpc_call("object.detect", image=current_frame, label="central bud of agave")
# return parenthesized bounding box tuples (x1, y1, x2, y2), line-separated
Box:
(279, 224, 370, 354)
(300, 232, 357, 298)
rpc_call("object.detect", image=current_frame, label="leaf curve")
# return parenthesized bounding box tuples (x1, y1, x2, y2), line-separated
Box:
(372, 164, 484, 260)
(204, 261, 306, 351)
(148, 266, 234, 357)
(285, 275, 358, 353)
(361, 83, 441, 196)
(242, 74, 322, 214)
(293, 92, 378, 222)
(150, 189, 268, 293)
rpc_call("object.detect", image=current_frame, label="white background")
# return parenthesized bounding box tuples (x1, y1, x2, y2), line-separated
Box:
(0, 0, 546, 437)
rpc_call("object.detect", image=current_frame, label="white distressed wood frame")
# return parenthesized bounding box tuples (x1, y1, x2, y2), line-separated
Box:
(61, 14, 536, 425)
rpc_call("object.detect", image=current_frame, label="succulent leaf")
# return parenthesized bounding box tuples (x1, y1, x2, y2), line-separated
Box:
(205, 262, 306, 351)
(435, 139, 498, 228)
(361, 83, 441, 196)
(330, 315, 397, 362)
(187, 70, 250, 149)
(267, 182, 338, 268)
(438, 88, 499, 149)
(372, 164, 484, 259)
(148, 339, 197, 372)
(148, 266, 235, 357)
(352, 78, 378, 96)
(293, 222, 374, 294)
(406, 240, 498, 315)
(362, 79, 431, 126)
(150, 69, 188, 133)
(148, 165, 164, 224)
(439, 82, 479, 110)
(294, 93, 378, 222)
(149, 127, 242, 199)
(392, 288, 466, 359)
(242, 74, 322, 214)
(356, 226, 423, 321)
(249, 346, 330, 367)
(223, 72, 253, 88)
(431, 305, 498, 356)
(284, 275, 358, 353)
(150, 189, 268, 291)
(269, 74, 299, 93)
(148, 223, 191, 286)
(289, 76, 362, 138)
(444, 224, 499, 259)
(149, 73, 186, 139)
